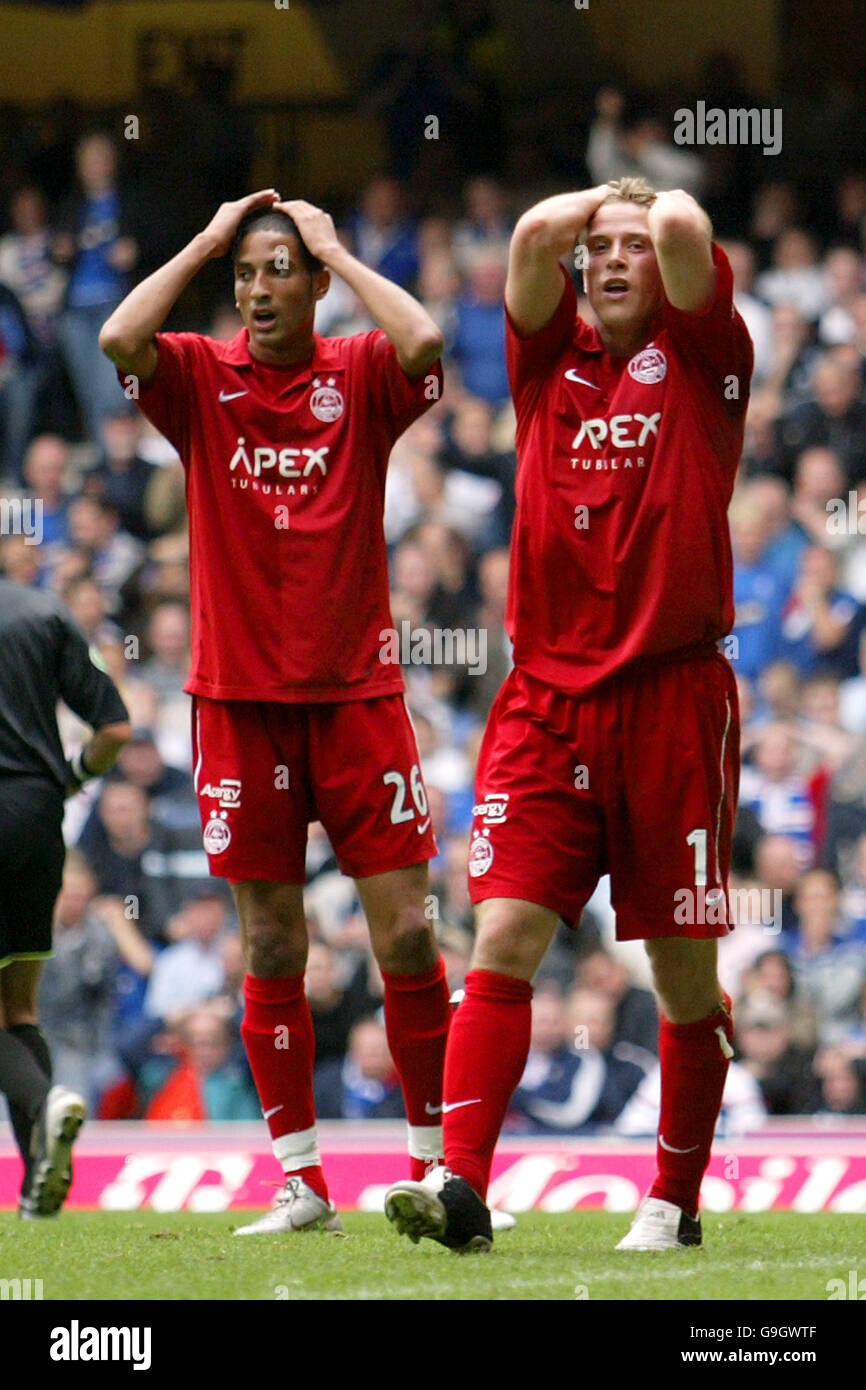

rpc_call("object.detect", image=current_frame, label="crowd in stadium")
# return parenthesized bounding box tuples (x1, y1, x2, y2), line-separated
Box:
(1, 78, 866, 1130)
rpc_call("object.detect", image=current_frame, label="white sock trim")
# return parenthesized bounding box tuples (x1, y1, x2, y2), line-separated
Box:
(273, 1125, 321, 1171)
(408, 1123, 444, 1161)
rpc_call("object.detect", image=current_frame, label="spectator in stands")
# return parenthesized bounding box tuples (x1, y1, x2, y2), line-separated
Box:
(314, 1017, 405, 1120)
(840, 832, 866, 939)
(21, 433, 71, 555)
(788, 868, 866, 1045)
(721, 239, 774, 384)
(735, 994, 820, 1114)
(82, 411, 158, 541)
(347, 175, 419, 290)
(813, 1047, 866, 1114)
(775, 350, 866, 485)
(142, 891, 231, 1022)
(0, 186, 67, 472)
(577, 948, 659, 1055)
(743, 947, 817, 1046)
(441, 396, 516, 548)
(134, 599, 190, 702)
(451, 247, 509, 405)
(819, 246, 864, 347)
(65, 494, 144, 616)
(307, 940, 369, 1068)
(452, 176, 513, 270)
(839, 631, 866, 733)
(739, 725, 817, 866)
(761, 304, 820, 411)
(80, 778, 187, 941)
(755, 227, 827, 322)
(776, 546, 863, 679)
(54, 132, 139, 443)
(144, 1004, 259, 1121)
(508, 988, 650, 1135)
(730, 490, 786, 680)
(0, 279, 37, 482)
(587, 87, 704, 195)
(38, 854, 125, 1108)
(62, 574, 122, 653)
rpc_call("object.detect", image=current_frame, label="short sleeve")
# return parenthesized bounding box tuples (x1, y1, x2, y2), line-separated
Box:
(505, 267, 577, 412)
(360, 330, 444, 439)
(125, 332, 200, 459)
(662, 243, 754, 410)
(57, 613, 129, 730)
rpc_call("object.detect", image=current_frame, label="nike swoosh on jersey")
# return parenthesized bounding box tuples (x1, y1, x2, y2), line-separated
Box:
(416, 817, 431, 834)
(441, 1099, 482, 1113)
(658, 1134, 700, 1154)
(564, 369, 600, 389)
(219, 389, 249, 401)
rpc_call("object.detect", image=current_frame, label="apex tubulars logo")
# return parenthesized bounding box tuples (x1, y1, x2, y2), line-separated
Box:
(228, 437, 330, 479)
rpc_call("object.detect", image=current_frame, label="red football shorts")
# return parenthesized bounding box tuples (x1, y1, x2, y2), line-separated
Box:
(468, 649, 740, 940)
(191, 693, 437, 883)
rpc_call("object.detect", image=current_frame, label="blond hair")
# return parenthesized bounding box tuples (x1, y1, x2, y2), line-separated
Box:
(577, 177, 657, 249)
(600, 176, 657, 207)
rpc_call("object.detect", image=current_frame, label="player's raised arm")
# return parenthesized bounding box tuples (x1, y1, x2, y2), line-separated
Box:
(505, 185, 612, 335)
(278, 199, 443, 379)
(98, 189, 281, 385)
(647, 189, 715, 313)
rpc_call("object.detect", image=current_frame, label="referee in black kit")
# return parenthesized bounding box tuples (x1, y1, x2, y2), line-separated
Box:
(0, 567, 130, 1217)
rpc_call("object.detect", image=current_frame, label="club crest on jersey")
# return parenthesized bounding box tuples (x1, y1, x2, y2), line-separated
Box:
(473, 793, 509, 825)
(203, 810, 231, 855)
(469, 829, 494, 877)
(309, 377, 345, 423)
(628, 346, 667, 384)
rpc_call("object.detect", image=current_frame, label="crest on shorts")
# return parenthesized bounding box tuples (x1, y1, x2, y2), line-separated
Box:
(469, 830, 494, 877)
(628, 346, 667, 384)
(203, 810, 232, 855)
(309, 377, 345, 422)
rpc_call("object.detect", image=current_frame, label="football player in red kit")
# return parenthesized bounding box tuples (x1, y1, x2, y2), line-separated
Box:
(100, 190, 452, 1233)
(385, 178, 754, 1252)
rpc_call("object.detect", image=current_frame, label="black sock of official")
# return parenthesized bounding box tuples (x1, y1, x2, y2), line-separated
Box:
(0, 1028, 51, 1167)
(6, 1024, 53, 1169)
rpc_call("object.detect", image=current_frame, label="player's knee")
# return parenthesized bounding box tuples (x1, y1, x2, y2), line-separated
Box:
(644, 937, 721, 1022)
(472, 905, 553, 980)
(373, 909, 436, 974)
(241, 913, 307, 978)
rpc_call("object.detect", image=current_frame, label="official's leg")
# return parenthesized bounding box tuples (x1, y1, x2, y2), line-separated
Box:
(357, 862, 451, 1180)
(0, 962, 51, 1174)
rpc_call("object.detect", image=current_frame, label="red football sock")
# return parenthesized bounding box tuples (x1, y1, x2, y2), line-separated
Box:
(442, 968, 533, 1201)
(649, 992, 734, 1218)
(241, 973, 328, 1202)
(381, 957, 451, 1181)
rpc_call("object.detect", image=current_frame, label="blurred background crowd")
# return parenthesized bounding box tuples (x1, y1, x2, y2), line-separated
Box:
(1, 4, 866, 1131)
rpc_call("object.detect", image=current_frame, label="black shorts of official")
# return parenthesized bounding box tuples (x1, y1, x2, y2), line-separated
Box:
(0, 775, 65, 969)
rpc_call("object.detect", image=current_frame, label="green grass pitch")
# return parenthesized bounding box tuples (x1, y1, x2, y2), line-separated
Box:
(0, 1210, 857, 1301)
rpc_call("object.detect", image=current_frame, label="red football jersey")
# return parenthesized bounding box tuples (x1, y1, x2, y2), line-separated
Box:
(505, 242, 753, 695)
(131, 329, 441, 702)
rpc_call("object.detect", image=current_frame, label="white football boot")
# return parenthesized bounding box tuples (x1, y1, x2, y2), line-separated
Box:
(615, 1196, 702, 1251)
(234, 1174, 343, 1235)
(20, 1085, 87, 1218)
